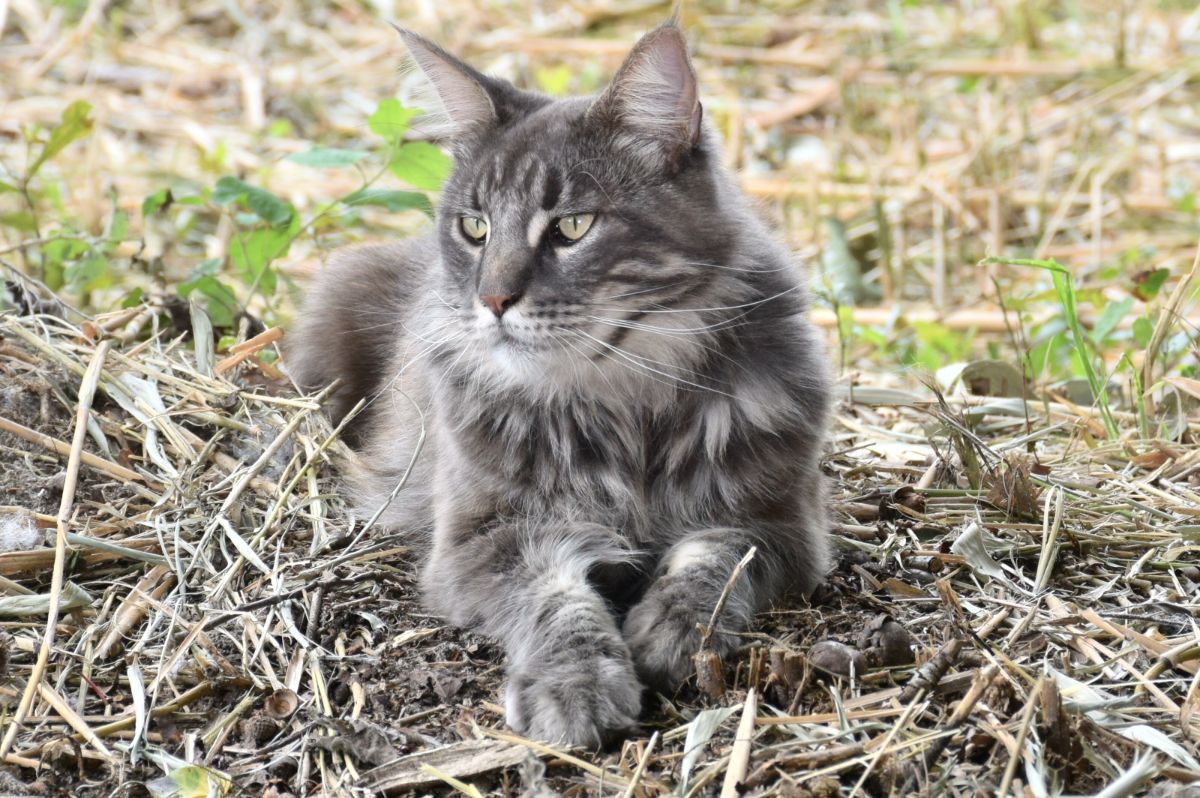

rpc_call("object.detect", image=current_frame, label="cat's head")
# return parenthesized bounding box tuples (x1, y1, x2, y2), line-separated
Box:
(400, 25, 753, 397)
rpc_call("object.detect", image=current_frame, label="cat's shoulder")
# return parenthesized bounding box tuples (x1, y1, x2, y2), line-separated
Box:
(316, 235, 439, 291)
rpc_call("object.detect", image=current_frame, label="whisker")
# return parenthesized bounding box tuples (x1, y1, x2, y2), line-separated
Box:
(591, 282, 688, 303)
(675, 259, 794, 274)
(573, 329, 738, 399)
(584, 315, 754, 376)
(567, 331, 692, 396)
(356, 331, 467, 417)
(585, 315, 749, 336)
(591, 284, 804, 315)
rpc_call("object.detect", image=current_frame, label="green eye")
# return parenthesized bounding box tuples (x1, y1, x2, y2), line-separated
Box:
(460, 216, 488, 242)
(556, 213, 595, 242)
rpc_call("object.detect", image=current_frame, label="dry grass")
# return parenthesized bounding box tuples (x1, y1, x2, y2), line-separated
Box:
(2, 1, 1200, 796)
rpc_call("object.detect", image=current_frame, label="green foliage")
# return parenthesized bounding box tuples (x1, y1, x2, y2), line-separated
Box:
(28, 100, 93, 179)
(229, 219, 298, 295)
(342, 188, 433, 216)
(160, 97, 445, 328)
(178, 260, 238, 328)
(368, 99, 418, 143)
(535, 65, 572, 96)
(285, 148, 369, 168)
(141, 188, 172, 217)
(388, 141, 453, 190)
(907, 321, 974, 372)
(985, 256, 1119, 438)
(1133, 268, 1169, 301)
(366, 98, 453, 190)
(6, 95, 446, 339)
(1132, 317, 1155, 348)
(211, 177, 294, 227)
(1091, 296, 1132, 344)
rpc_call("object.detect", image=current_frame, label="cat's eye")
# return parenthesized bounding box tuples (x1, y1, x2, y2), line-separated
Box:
(460, 216, 488, 243)
(555, 213, 595, 243)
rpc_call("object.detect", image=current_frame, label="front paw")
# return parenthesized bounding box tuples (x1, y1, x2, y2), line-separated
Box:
(505, 636, 642, 748)
(623, 574, 737, 689)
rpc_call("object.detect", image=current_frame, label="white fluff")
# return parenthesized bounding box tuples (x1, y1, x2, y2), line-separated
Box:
(0, 515, 44, 553)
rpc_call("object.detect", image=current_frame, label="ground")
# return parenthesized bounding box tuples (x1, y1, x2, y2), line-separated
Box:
(1, 1, 1199, 796)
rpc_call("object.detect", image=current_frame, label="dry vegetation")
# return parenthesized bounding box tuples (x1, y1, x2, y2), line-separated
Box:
(2, 1, 1200, 796)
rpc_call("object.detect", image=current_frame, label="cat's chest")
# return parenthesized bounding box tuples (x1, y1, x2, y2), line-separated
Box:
(462, 397, 735, 526)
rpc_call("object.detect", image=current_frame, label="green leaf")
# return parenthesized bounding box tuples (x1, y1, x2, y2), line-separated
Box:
(1133, 268, 1169, 301)
(1091, 296, 1133, 343)
(989, 256, 1118, 438)
(190, 257, 223, 278)
(142, 188, 173, 217)
(389, 141, 452, 190)
(211, 176, 294, 227)
(1133, 316, 1154, 348)
(29, 100, 93, 178)
(981, 255, 1067, 275)
(342, 188, 433, 216)
(0, 212, 38, 232)
(368, 98, 417, 143)
(178, 275, 237, 328)
(44, 238, 89, 263)
(170, 764, 229, 798)
(106, 210, 129, 245)
(535, 65, 572, 96)
(119, 287, 145, 308)
(1026, 333, 1061, 381)
(65, 255, 110, 293)
(285, 148, 369, 168)
(229, 227, 292, 294)
(0, 180, 15, 193)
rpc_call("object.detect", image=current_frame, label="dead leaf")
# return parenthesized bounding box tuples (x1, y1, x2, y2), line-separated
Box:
(985, 454, 1042, 520)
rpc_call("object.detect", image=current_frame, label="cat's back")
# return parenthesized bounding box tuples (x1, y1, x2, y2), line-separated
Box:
(287, 236, 438, 439)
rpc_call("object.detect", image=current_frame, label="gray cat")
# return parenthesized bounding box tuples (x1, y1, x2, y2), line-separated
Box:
(288, 23, 832, 747)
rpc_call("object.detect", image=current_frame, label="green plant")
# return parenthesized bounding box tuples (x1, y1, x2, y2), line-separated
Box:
(984, 256, 1120, 438)
(173, 97, 448, 330)
(1, 100, 97, 284)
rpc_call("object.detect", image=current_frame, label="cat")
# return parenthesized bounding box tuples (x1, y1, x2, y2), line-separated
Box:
(287, 22, 833, 747)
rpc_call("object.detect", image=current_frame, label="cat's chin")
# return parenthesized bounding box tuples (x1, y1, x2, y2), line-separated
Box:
(476, 337, 604, 397)
(486, 338, 543, 371)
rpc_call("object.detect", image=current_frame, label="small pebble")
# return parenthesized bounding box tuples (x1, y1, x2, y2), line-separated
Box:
(808, 640, 868, 677)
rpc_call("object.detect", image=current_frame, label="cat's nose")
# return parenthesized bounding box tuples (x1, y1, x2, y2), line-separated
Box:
(480, 293, 517, 318)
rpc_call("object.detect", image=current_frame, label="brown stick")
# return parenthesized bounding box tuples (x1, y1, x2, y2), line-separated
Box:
(0, 414, 143, 482)
(215, 326, 284, 374)
(698, 546, 757, 652)
(899, 665, 1001, 793)
(95, 565, 176, 660)
(720, 687, 758, 798)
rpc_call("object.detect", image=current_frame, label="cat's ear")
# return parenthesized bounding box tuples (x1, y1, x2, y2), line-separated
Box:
(393, 27, 500, 137)
(589, 24, 702, 169)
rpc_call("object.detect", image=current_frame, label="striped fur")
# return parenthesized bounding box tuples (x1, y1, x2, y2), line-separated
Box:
(288, 23, 832, 747)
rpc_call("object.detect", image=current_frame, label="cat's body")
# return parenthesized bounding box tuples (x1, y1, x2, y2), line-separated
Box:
(288, 24, 832, 746)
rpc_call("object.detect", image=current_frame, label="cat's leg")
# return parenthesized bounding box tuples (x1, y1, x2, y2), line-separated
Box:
(422, 519, 643, 747)
(623, 524, 828, 689)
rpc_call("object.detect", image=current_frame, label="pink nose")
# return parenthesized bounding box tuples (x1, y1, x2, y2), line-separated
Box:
(480, 294, 515, 318)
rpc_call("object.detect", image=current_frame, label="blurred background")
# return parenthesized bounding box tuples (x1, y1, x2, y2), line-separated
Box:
(2, 0, 1200, 387)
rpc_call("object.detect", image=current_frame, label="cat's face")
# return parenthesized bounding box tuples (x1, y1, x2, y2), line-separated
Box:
(402, 26, 743, 394)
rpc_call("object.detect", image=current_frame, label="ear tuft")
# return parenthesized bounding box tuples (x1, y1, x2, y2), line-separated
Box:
(391, 26, 498, 137)
(589, 24, 702, 167)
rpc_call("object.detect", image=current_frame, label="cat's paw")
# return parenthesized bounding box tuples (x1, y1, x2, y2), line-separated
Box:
(622, 574, 736, 689)
(504, 637, 642, 748)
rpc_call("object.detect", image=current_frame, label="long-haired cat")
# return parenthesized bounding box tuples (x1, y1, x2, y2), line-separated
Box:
(288, 23, 832, 747)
